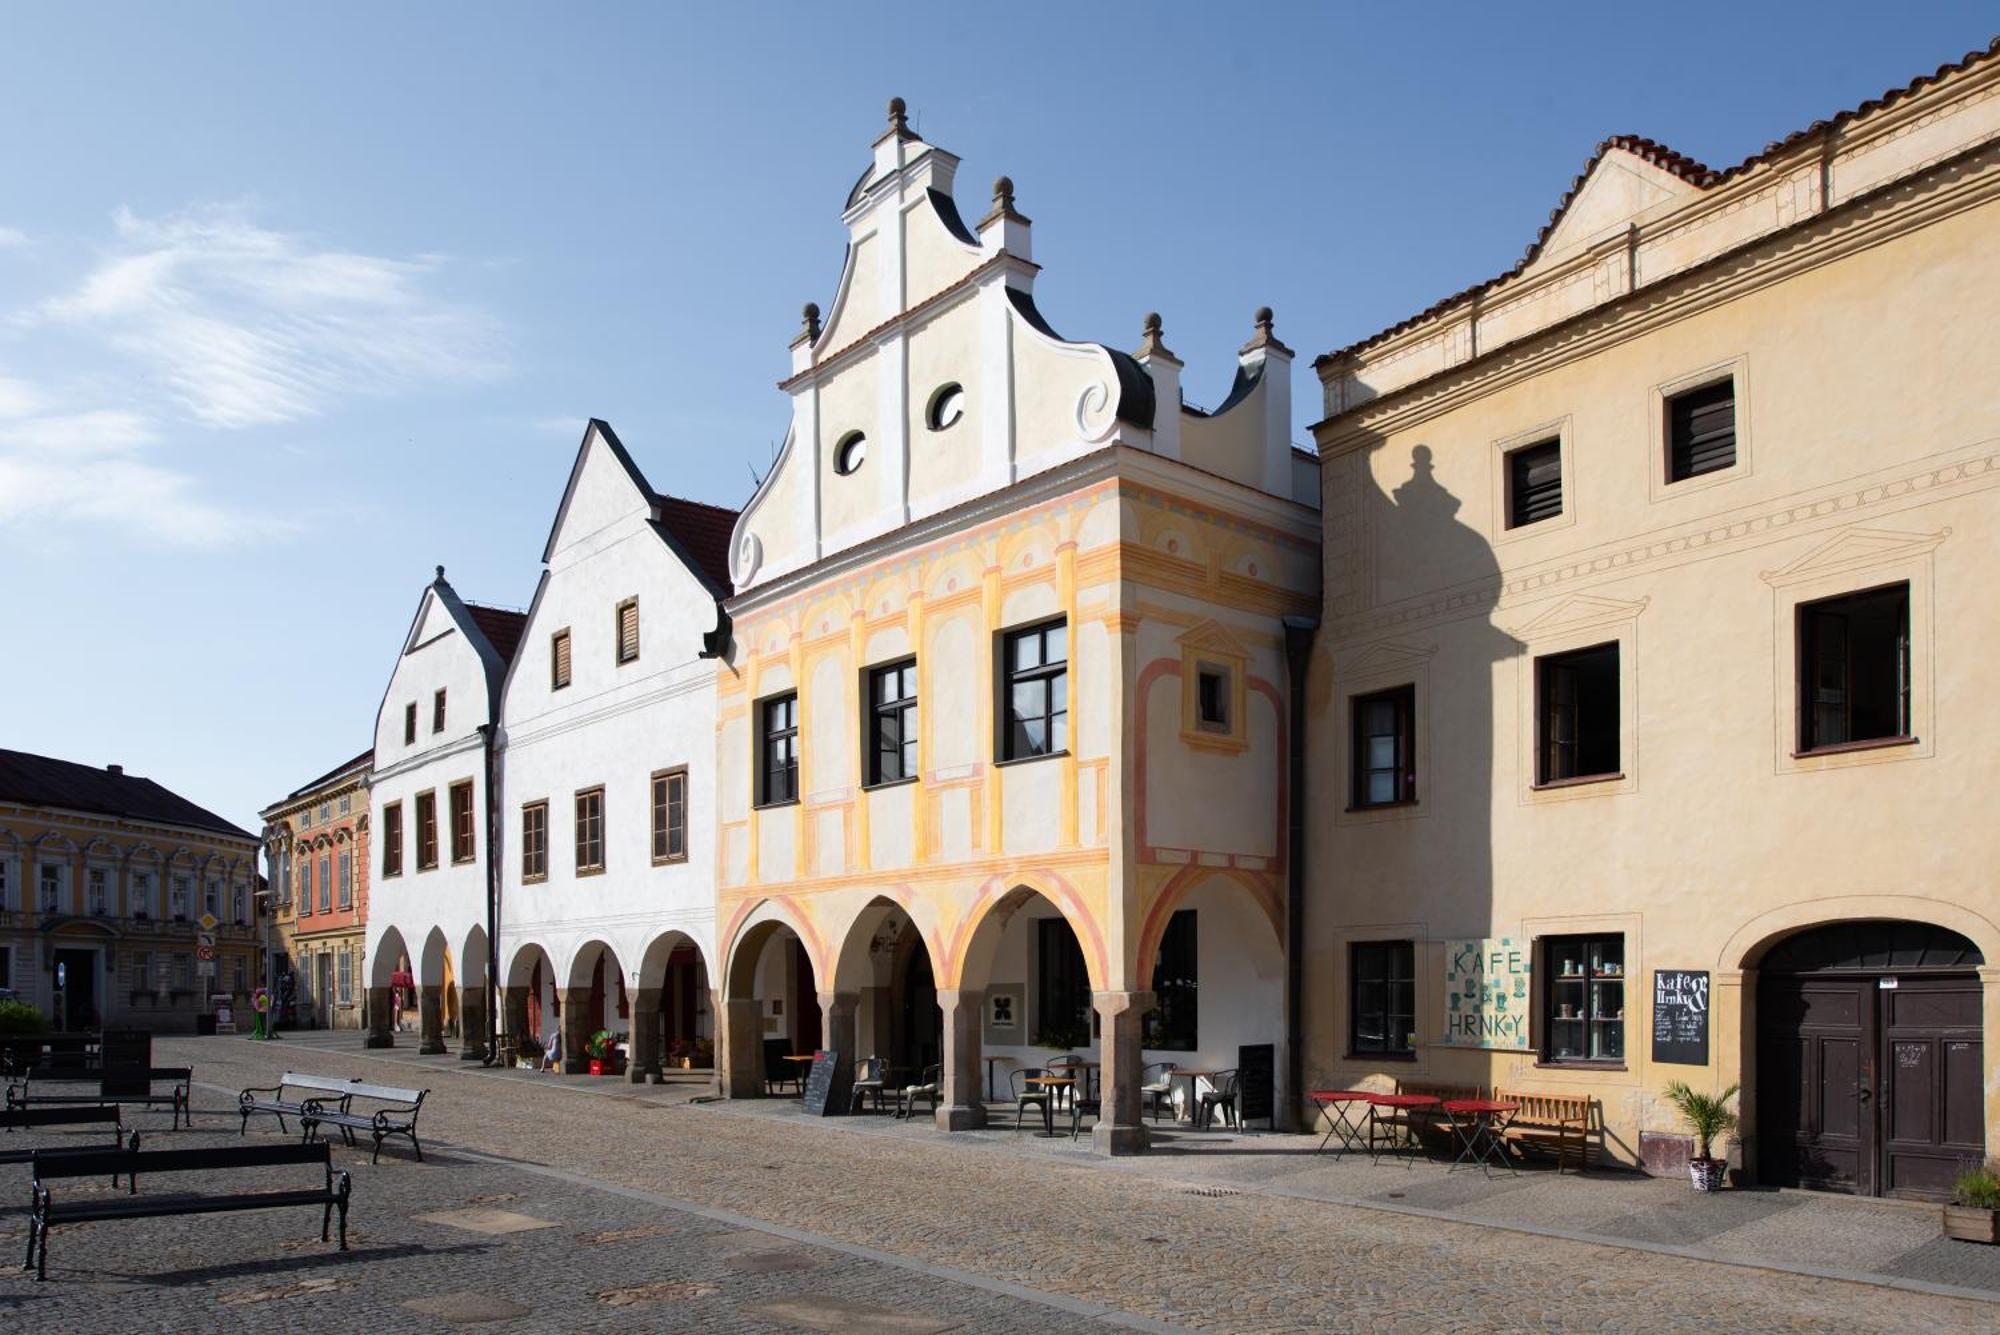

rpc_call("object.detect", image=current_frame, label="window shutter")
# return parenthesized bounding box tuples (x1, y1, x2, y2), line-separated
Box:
(1669, 380, 1736, 480)
(618, 601, 639, 663)
(1508, 440, 1563, 526)
(553, 630, 571, 688)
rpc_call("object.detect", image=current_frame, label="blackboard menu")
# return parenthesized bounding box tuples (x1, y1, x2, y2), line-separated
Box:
(802, 1049, 851, 1117)
(100, 1029, 153, 1097)
(1651, 970, 1710, 1066)
(1237, 1043, 1274, 1126)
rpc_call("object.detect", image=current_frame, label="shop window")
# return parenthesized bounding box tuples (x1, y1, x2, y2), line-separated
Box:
(1143, 910, 1198, 1051)
(1798, 583, 1910, 752)
(1544, 933, 1625, 1063)
(1536, 643, 1620, 784)
(1350, 940, 1416, 1056)
(1035, 918, 1091, 1045)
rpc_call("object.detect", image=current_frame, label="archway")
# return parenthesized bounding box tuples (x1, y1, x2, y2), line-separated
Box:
(504, 942, 559, 1065)
(366, 926, 411, 1048)
(634, 931, 713, 1084)
(459, 924, 490, 1062)
(1751, 919, 1983, 1200)
(832, 898, 944, 1085)
(721, 904, 821, 1098)
(417, 927, 453, 1055)
(564, 941, 628, 1075)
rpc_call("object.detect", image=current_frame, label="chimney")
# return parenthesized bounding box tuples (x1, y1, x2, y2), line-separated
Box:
(1135, 313, 1182, 461)
(106, 764, 123, 776)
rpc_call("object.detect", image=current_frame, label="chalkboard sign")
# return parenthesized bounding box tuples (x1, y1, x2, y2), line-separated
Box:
(1652, 970, 1710, 1066)
(801, 1049, 851, 1117)
(100, 1029, 152, 1098)
(1237, 1043, 1275, 1127)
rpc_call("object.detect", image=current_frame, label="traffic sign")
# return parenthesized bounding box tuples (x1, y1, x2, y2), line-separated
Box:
(198, 912, 219, 932)
(196, 943, 216, 962)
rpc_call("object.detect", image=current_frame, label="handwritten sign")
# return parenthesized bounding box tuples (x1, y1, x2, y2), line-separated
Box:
(1442, 938, 1532, 1050)
(1651, 970, 1709, 1066)
(802, 1049, 851, 1117)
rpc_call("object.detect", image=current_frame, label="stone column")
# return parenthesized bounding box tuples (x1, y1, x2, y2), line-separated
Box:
(862, 984, 892, 1062)
(502, 985, 529, 1063)
(817, 990, 858, 1063)
(1091, 990, 1154, 1156)
(364, 985, 395, 1048)
(722, 996, 762, 1098)
(418, 984, 446, 1054)
(457, 983, 487, 1062)
(936, 987, 986, 1131)
(629, 986, 661, 1084)
(560, 986, 590, 1073)
(704, 988, 724, 1095)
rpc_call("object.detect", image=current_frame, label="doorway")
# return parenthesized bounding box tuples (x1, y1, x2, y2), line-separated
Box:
(896, 944, 941, 1071)
(53, 948, 97, 1030)
(1756, 921, 1984, 1199)
(316, 954, 334, 1029)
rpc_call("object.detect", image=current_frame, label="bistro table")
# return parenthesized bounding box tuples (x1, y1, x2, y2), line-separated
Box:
(1167, 1068, 1219, 1127)
(1308, 1090, 1379, 1157)
(1024, 1075, 1075, 1136)
(782, 1053, 816, 1096)
(1365, 1093, 1442, 1165)
(983, 1055, 1015, 1103)
(1441, 1098, 1520, 1176)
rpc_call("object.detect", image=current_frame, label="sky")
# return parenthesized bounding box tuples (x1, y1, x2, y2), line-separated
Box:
(1, 3, 1993, 833)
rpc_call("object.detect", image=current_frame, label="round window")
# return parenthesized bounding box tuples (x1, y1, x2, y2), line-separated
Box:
(833, 432, 868, 475)
(927, 383, 965, 431)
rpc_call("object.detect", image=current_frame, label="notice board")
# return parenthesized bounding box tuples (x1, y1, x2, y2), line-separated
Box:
(802, 1049, 851, 1116)
(1651, 970, 1710, 1066)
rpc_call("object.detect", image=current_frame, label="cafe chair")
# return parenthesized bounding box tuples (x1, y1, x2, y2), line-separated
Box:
(1140, 1061, 1178, 1124)
(1010, 1067, 1051, 1132)
(1196, 1068, 1240, 1130)
(849, 1056, 888, 1114)
(897, 1063, 942, 1120)
(763, 1039, 801, 1095)
(1045, 1054, 1085, 1112)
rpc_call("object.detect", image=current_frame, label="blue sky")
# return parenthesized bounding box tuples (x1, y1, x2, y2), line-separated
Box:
(2, 3, 1992, 832)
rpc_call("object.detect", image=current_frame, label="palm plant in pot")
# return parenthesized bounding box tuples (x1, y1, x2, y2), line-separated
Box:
(1663, 1080, 1738, 1191)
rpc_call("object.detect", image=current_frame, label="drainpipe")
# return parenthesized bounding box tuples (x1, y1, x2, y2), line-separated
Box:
(480, 722, 500, 1066)
(1281, 614, 1319, 1130)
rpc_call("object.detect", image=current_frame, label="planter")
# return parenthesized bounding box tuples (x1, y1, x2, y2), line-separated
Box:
(588, 1058, 606, 1076)
(1944, 1204, 2000, 1244)
(1688, 1157, 1728, 1192)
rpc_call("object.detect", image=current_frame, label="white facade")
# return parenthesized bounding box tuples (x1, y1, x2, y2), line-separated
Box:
(496, 421, 731, 1076)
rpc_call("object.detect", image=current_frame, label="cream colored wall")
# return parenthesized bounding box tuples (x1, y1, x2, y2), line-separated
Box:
(1306, 188, 2000, 1168)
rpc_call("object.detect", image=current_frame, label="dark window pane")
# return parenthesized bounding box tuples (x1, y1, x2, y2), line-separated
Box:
(1798, 584, 1910, 750)
(1537, 645, 1618, 783)
(1508, 439, 1563, 527)
(1668, 379, 1736, 481)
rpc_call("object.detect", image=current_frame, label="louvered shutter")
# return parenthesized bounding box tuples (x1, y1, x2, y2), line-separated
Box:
(552, 630, 571, 688)
(618, 600, 639, 663)
(1669, 380, 1736, 481)
(1508, 440, 1563, 527)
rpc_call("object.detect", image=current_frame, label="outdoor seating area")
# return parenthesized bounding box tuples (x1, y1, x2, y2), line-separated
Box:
(1310, 1085, 1600, 1175)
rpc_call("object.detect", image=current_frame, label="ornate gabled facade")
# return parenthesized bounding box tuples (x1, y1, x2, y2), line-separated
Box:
(1306, 39, 2000, 1196)
(258, 748, 372, 1030)
(715, 101, 1320, 1151)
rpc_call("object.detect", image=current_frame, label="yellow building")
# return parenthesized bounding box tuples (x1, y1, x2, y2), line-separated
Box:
(0, 748, 260, 1032)
(1305, 42, 2000, 1196)
(716, 102, 1319, 1150)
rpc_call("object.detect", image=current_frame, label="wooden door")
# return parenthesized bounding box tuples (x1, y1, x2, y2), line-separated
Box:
(1880, 976, 1984, 1198)
(1757, 976, 1872, 1193)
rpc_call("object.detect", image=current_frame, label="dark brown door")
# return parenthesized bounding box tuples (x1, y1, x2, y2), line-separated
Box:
(1880, 976, 1983, 1198)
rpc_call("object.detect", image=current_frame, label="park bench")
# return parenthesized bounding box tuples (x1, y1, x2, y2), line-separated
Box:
(0, 1105, 128, 1180)
(1494, 1087, 1596, 1172)
(239, 1071, 360, 1135)
(4, 1066, 192, 1129)
(23, 1139, 350, 1281)
(299, 1080, 428, 1163)
(1390, 1079, 1484, 1154)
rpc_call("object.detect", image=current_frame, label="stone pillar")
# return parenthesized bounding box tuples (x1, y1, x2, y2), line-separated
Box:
(936, 987, 986, 1131)
(818, 990, 858, 1065)
(629, 986, 661, 1084)
(458, 983, 487, 1061)
(417, 984, 446, 1054)
(501, 985, 529, 1063)
(722, 995, 761, 1098)
(1091, 990, 1154, 1156)
(702, 988, 724, 1095)
(862, 984, 892, 1062)
(560, 986, 590, 1073)
(364, 985, 395, 1048)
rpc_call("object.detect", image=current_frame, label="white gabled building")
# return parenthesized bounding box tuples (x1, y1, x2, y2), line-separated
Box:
(497, 420, 737, 1079)
(364, 570, 525, 1057)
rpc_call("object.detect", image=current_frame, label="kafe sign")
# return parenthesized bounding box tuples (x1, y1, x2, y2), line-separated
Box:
(1443, 937, 1533, 1050)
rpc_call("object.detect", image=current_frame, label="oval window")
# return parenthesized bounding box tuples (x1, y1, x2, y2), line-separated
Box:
(927, 383, 965, 431)
(833, 432, 868, 475)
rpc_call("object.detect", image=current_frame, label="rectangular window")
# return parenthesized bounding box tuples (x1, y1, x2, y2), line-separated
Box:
(415, 790, 439, 870)
(206, 878, 221, 919)
(867, 659, 919, 785)
(551, 628, 573, 689)
(232, 884, 246, 924)
(1002, 619, 1068, 761)
(232, 955, 247, 996)
(575, 787, 605, 872)
(38, 863, 61, 914)
(1142, 910, 1198, 1051)
(1351, 685, 1416, 807)
(86, 867, 108, 915)
(0, 859, 9, 911)
(1545, 933, 1625, 1063)
(1195, 664, 1230, 732)
(432, 688, 447, 734)
(131, 871, 151, 918)
(1798, 583, 1910, 752)
(1035, 918, 1092, 1044)
(651, 768, 688, 864)
(382, 802, 403, 878)
(1667, 378, 1736, 482)
(521, 801, 548, 880)
(297, 861, 312, 916)
(170, 875, 190, 920)
(337, 852, 352, 909)
(339, 795, 351, 815)
(758, 693, 799, 807)
(1537, 643, 1620, 784)
(616, 597, 640, 664)
(173, 953, 191, 990)
(450, 779, 476, 863)
(337, 949, 353, 1004)
(316, 858, 330, 913)
(1350, 941, 1416, 1056)
(1506, 437, 1563, 527)
(404, 702, 417, 745)
(318, 803, 330, 824)
(130, 950, 149, 994)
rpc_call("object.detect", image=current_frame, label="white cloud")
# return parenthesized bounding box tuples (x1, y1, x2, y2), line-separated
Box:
(0, 227, 27, 249)
(30, 204, 504, 429)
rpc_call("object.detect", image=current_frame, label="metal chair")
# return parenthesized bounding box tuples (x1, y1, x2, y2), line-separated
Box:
(1045, 1054, 1086, 1113)
(1010, 1067, 1051, 1132)
(1140, 1061, 1178, 1123)
(849, 1056, 888, 1114)
(763, 1039, 801, 1095)
(897, 1063, 942, 1120)
(1197, 1068, 1240, 1130)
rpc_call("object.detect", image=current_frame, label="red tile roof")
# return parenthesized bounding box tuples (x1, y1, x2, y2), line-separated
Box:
(653, 494, 740, 594)
(0, 748, 253, 840)
(1316, 36, 2000, 369)
(464, 603, 529, 666)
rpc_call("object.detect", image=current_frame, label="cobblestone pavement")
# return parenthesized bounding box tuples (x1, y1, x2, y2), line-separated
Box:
(19, 1034, 1990, 1332)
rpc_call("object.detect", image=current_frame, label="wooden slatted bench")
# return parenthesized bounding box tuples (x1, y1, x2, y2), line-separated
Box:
(1, 1105, 128, 1177)
(239, 1072, 358, 1136)
(1391, 1080, 1485, 1155)
(24, 1140, 350, 1281)
(300, 1081, 428, 1163)
(4, 1067, 192, 1129)
(1494, 1088, 1596, 1172)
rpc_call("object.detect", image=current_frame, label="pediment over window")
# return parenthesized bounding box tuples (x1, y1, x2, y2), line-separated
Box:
(1759, 525, 1948, 587)
(1175, 619, 1252, 662)
(1332, 638, 1436, 678)
(1509, 592, 1650, 638)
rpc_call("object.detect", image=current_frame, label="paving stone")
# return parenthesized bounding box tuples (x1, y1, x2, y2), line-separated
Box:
(750, 1294, 963, 1333)
(414, 1206, 557, 1235)
(400, 1291, 534, 1323)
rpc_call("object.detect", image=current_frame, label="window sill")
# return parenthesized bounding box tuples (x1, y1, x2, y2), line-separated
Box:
(1346, 799, 1419, 814)
(1534, 1060, 1627, 1072)
(1345, 1050, 1418, 1062)
(381, 871, 402, 880)
(651, 854, 689, 867)
(994, 749, 1069, 770)
(1531, 772, 1625, 792)
(1792, 735, 1917, 759)
(522, 874, 547, 885)
(575, 865, 606, 878)
(753, 798, 799, 812)
(862, 775, 919, 793)
(451, 856, 477, 867)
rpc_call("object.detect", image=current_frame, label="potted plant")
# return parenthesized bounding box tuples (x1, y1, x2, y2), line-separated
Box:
(1662, 1080, 1738, 1191)
(586, 1029, 617, 1076)
(1945, 1161, 2000, 1243)
(515, 1034, 543, 1070)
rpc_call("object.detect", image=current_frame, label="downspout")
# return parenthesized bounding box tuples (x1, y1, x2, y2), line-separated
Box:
(480, 721, 500, 1065)
(1281, 614, 1318, 1130)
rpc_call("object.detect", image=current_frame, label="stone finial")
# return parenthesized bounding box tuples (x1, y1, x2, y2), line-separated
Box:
(1136, 311, 1177, 362)
(1240, 304, 1292, 357)
(888, 97, 907, 132)
(434, 564, 445, 583)
(792, 301, 822, 349)
(979, 174, 1028, 230)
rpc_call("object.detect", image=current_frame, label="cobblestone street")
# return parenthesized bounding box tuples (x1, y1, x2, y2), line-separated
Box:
(3, 1035, 1993, 1332)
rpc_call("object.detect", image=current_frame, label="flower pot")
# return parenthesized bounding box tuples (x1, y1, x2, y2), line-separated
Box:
(1944, 1204, 2000, 1244)
(588, 1058, 606, 1076)
(1688, 1157, 1728, 1192)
